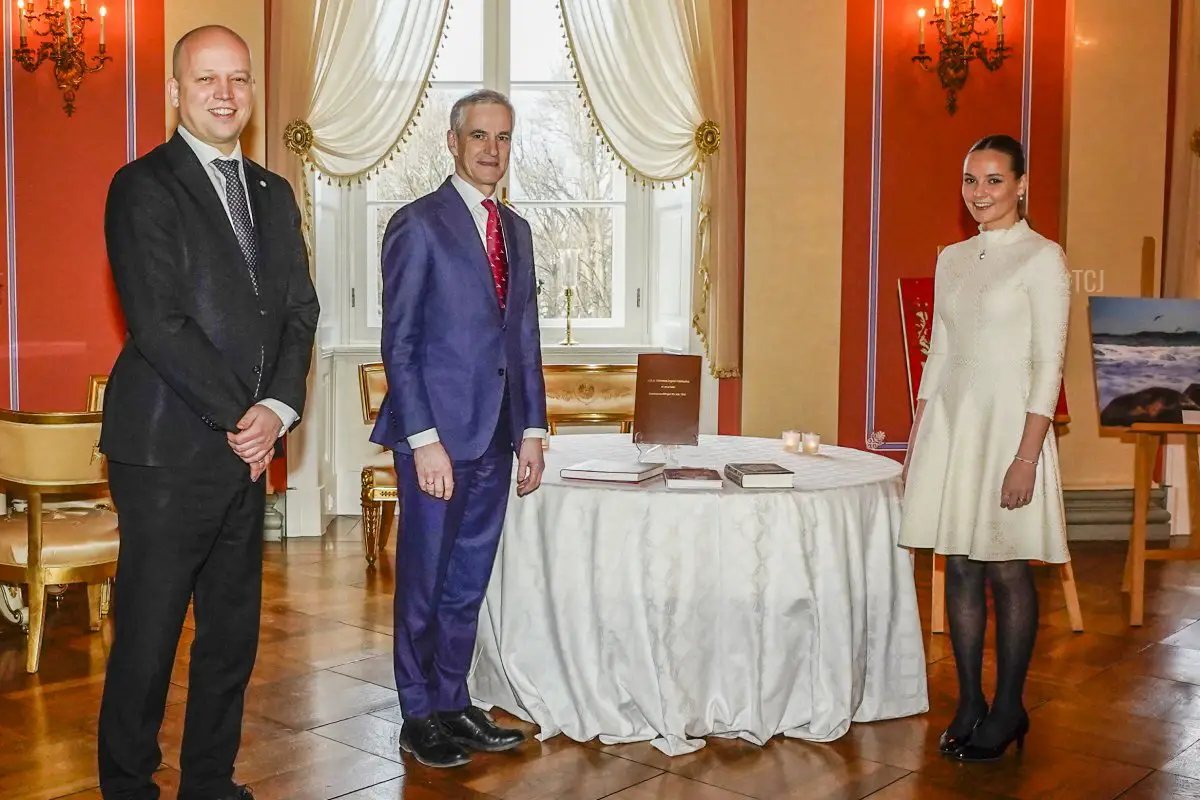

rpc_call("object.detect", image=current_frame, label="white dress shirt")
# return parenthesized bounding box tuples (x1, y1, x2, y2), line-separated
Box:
(405, 174, 547, 449)
(176, 124, 297, 437)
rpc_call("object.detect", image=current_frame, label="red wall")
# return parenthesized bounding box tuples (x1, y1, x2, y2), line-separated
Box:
(839, 0, 1068, 456)
(4, 0, 165, 411)
(1, 45, 10, 407)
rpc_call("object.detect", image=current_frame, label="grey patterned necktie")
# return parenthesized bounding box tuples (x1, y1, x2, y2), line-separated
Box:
(211, 158, 259, 294)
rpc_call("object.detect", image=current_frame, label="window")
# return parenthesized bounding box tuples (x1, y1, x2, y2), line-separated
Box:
(344, 0, 693, 348)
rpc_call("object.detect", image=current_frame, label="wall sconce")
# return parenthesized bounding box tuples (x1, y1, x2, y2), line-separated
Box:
(13, 0, 110, 116)
(913, 0, 1010, 115)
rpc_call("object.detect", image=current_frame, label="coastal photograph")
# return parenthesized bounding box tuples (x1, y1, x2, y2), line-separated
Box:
(1088, 296, 1200, 427)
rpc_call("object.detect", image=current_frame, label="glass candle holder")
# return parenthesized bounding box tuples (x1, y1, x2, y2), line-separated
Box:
(782, 430, 801, 453)
(802, 432, 821, 454)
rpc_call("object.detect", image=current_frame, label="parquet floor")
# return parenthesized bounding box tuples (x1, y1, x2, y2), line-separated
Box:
(7, 517, 1200, 799)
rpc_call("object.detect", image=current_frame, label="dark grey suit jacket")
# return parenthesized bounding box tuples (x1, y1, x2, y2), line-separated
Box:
(100, 132, 319, 470)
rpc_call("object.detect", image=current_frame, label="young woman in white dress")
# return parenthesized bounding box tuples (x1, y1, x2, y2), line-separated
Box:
(899, 134, 1071, 762)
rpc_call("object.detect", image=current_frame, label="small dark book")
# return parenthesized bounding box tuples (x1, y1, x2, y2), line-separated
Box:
(724, 462, 795, 489)
(663, 467, 724, 490)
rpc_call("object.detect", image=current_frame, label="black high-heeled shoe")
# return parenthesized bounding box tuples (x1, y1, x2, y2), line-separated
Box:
(938, 705, 987, 754)
(951, 713, 1029, 762)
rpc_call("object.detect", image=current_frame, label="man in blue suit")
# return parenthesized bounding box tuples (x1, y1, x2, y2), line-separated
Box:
(370, 88, 548, 769)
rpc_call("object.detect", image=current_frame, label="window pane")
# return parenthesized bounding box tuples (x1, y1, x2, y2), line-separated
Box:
(510, 88, 618, 202)
(369, 88, 467, 202)
(527, 206, 618, 320)
(368, 204, 403, 328)
(432, 0, 484, 82)
(510, 0, 573, 82)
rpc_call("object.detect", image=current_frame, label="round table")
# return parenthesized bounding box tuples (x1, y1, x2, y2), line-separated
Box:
(468, 434, 928, 755)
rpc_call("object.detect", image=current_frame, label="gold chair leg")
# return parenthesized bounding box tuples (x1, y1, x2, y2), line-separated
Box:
(100, 579, 112, 618)
(379, 501, 397, 560)
(26, 580, 46, 674)
(87, 583, 103, 632)
(361, 468, 380, 567)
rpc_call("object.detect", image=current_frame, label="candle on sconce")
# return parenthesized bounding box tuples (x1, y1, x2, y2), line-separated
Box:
(801, 432, 821, 455)
(782, 430, 801, 453)
(64, 0, 72, 40)
(99, 5, 106, 49)
(17, 0, 26, 46)
(996, 0, 1004, 36)
(916, 8, 925, 46)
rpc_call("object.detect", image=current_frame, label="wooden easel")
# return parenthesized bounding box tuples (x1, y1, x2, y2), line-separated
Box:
(1121, 424, 1200, 626)
(1115, 235, 1200, 625)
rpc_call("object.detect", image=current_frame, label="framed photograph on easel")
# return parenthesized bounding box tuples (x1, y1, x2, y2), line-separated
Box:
(1087, 296, 1200, 427)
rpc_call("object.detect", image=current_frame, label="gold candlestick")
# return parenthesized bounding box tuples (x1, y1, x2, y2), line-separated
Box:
(559, 287, 576, 345)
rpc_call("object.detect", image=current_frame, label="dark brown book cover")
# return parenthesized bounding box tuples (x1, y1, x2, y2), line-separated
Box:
(632, 354, 702, 446)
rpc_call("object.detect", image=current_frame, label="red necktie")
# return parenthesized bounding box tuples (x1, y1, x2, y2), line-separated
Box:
(481, 199, 508, 309)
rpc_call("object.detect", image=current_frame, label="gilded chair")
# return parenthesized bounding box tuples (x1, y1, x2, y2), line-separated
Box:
(0, 410, 119, 673)
(543, 364, 637, 434)
(358, 362, 398, 567)
(87, 374, 107, 413)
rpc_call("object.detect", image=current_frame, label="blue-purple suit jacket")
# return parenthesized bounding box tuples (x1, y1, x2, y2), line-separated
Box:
(369, 177, 547, 461)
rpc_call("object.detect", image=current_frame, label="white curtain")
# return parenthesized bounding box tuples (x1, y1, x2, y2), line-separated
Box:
(560, 0, 741, 378)
(268, 0, 449, 198)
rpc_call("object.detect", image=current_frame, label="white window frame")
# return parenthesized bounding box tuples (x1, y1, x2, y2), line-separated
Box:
(335, 0, 691, 349)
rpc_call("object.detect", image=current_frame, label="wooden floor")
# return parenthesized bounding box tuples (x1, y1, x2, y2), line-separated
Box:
(7, 519, 1200, 800)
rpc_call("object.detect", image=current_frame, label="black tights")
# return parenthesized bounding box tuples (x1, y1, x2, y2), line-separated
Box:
(944, 556, 1038, 747)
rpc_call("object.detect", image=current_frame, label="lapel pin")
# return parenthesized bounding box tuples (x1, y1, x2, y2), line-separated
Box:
(259, 180, 267, 188)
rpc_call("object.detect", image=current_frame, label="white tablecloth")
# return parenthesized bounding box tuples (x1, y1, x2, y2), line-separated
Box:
(468, 434, 928, 755)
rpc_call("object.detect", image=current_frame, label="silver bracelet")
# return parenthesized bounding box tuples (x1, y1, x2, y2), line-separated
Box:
(1013, 455, 1037, 465)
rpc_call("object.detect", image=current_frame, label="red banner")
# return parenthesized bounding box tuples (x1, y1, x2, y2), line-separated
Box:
(897, 277, 1069, 424)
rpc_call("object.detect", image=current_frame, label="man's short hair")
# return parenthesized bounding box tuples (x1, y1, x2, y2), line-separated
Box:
(449, 89, 515, 134)
(172, 25, 251, 78)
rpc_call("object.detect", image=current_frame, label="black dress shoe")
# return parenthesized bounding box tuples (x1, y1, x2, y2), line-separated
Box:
(952, 714, 1029, 762)
(399, 715, 472, 768)
(938, 704, 987, 754)
(180, 782, 253, 800)
(437, 706, 526, 753)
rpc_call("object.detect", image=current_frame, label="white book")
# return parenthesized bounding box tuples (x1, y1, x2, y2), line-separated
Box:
(560, 459, 665, 483)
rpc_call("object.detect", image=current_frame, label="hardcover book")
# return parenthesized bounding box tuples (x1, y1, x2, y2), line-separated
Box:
(559, 459, 665, 483)
(632, 353, 702, 446)
(724, 462, 795, 489)
(663, 467, 724, 490)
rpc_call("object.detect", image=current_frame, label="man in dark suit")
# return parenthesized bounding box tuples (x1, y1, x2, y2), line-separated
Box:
(369, 88, 547, 769)
(96, 25, 318, 800)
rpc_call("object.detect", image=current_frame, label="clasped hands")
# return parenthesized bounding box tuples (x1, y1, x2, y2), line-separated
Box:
(227, 404, 281, 481)
(413, 438, 544, 501)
